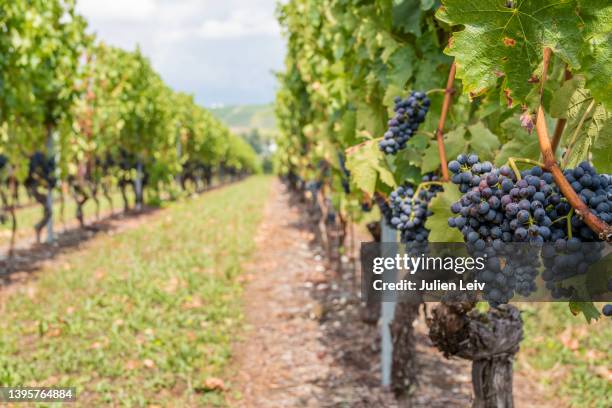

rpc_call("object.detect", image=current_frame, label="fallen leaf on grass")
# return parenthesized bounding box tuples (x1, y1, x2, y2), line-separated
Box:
(181, 296, 203, 310)
(592, 366, 612, 382)
(125, 360, 140, 370)
(202, 377, 225, 391)
(559, 328, 579, 351)
(94, 269, 106, 280)
(45, 327, 62, 338)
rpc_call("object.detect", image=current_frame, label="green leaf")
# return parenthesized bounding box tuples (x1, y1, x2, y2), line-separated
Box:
(426, 184, 465, 243)
(437, 0, 589, 106)
(394, 156, 422, 185)
(393, 0, 423, 36)
(578, 1, 612, 111)
(467, 121, 500, 161)
(445, 126, 468, 159)
(568, 301, 600, 323)
(345, 141, 380, 196)
(557, 81, 611, 169)
(376, 158, 397, 188)
(387, 46, 416, 89)
(591, 108, 612, 173)
(356, 100, 386, 138)
(549, 76, 584, 118)
(421, 126, 467, 173)
(495, 117, 540, 166)
(421, 143, 441, 173)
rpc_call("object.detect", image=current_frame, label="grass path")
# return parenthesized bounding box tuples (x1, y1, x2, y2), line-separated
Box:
(0, 176, 272, 407)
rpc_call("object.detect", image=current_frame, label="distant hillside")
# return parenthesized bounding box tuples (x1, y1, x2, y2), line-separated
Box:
(210, 104, 276, 134)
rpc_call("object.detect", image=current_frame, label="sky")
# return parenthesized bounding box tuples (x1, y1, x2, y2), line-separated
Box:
(76, 0, 286, 107)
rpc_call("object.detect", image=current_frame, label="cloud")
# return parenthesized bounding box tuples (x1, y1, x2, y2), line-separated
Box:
(76, 0, 285, 105)
(198, 9, 280, 39)
(77, 0, 157, 21)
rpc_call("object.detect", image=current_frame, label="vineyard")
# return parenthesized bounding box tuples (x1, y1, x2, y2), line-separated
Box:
(274, 0, 611, 407)
(0, 0, 610, 407)
(0, 0, 259, 256)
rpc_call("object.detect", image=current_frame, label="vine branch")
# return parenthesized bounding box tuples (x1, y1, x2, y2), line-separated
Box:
(536, 48, 612, 241)
(435, 62, 456, 181)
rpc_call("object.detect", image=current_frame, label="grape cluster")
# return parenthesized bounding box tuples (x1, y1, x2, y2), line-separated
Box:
(540, 162, 610, 309)
(379, 91, 430, 155)
(448, 154, 611, 308)
(337, 152, 351, 194)
(26, 151, 56, 188)
(561, 162, 611, 239)
(388, 174, 442, 242)
(375, 194, 393, 224)
(447, 154, 563, 303)
(448, 154, 560, 247)
(361, 200, 373, 212)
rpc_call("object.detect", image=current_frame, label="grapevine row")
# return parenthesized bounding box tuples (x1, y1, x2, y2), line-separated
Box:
(274, 0, 611, 406)
(0, 1, 260, 251)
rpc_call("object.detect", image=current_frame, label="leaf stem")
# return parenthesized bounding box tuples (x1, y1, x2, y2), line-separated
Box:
(561, 99, 596, 168)
(507, 157, 544, 180)
(435, 62, 456, 181)
(508, 157, 545, 173)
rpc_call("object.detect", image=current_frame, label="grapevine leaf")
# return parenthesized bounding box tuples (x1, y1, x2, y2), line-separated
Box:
(421, 126, 466, 173)
(345, 140, 379, 195)
(559, 82, 611, 169)
(393, 0, 423, 36)
(383, 84, 403, 115)
(568, 301, 600, 323)
(437, 0, 588, 106)
(576, 103, 612, 172)
(357, 101, 386, 139)
(591, 108, 612, 173)
(467, 122, 500, 161)
(495, 117, 540, 166)
(549, 76, 584, 119)
(425, 184, 464, 243)
(445, 126, 468, 159)
(402, 133, 429, 166)
(421, 143, 441, 173)
(394, 153, 422, 185)
(387, 46, 416, 89)
(376, 157, 397, 188)
(420, 0, 436, 10)
(578, 1, 612, 111)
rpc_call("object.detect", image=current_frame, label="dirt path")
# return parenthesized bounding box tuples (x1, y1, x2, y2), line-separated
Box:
(232, 180, 555, 408)
(232, 180, 395, 407)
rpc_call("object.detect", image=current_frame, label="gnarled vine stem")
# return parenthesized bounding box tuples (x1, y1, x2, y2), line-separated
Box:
(536, 48, 612, 241)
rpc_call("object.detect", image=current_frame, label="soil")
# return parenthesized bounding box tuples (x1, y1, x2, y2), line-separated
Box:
(231, 180, 555, 408)
(0, 179, 557, 407)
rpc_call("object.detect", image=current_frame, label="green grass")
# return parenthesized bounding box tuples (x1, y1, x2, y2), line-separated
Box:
(518, 303, 612, 407)
(0, 190, 126, 247)
(0, 176, 272, 407)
